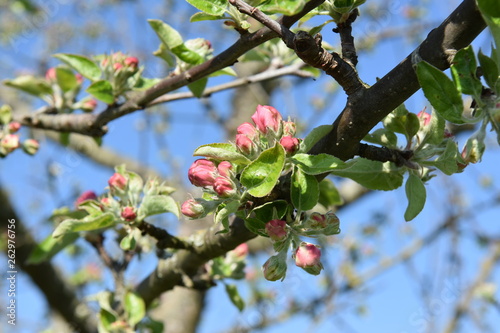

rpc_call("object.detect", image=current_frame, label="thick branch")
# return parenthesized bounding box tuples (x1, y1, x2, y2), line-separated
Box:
(310, 0, 486, 160)
(138, 221, 194, 251)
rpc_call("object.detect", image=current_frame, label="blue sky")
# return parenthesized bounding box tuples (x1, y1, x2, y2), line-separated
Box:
(1, 0, 499, 332)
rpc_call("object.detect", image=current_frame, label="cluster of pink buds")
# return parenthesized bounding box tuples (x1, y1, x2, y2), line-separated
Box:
(101, 52, 139, 74)
(182, 159, 237, 218)
(0, 115, 40, 157)
(235, 105, 301, 158)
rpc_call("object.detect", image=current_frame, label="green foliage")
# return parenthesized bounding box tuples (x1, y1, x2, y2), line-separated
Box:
(291, 167, 319, 211)
(53, 53, 102, 81)
(26, 232, 80, 264)
(194, 143, 251, 164)
(416, 61, 464, 124)
(240, 144, 286, 197)
(224, 284, 245, 311)
(3, 75, 53, 98)
(86, 80, 114, 104)
(404, 173, 426, 221)
(124, 292, 146, 327)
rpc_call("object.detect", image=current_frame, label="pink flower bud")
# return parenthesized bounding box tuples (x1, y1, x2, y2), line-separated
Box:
(124, 56, 139, 69)
(308, 212, 327, 228)
(417, 110, 431, 127)
(45, 67, 56, 82)
(294, 242, 323, 275)
(22, 139, 39, 155)
(75, 190, 98, 208)
(108, 173, 127, 192)
(121, 206, 137, 222)
(217, 161, 233, 178)
(181, 199, 205, 219)
(81, 99, 98, 112)
(213, 176, 237, 198)
(251, 105, 282, 135)
(188, 159, 218, 187)
(1, 134, 20, 153)
(235, 134, 255, 155)
(265, 219, 288, 241)
(236, 122, 259, 141)
(279, 136, 300, 155)
(282, 121, 297, 137)
(113, 62, 123, 71)
(101, 197, 111, 206)
(232, 243, 249, 258)
(75, 73, 83, 84)
(262, 255, 287, 281)
(8, 122, 21, 133)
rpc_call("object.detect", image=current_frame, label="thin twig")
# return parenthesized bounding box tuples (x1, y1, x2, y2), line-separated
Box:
(333, 9, 359, 67)
(138, 220, 195, 251)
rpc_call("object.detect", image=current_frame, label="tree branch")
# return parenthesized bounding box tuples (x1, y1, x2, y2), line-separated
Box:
(138, 221, 195, 251)
(309, 0, 486, 160)
(14, 0, 326, 137)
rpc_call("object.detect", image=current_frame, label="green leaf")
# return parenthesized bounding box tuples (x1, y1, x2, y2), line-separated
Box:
(244, 217, 268, 237)
(330, 158, 404, 191)
(52, 213, 116, 238)
(26, 232, 79, 264)
(133, 77, 161, 90)
(405, 112, 421, 139)
(478, 49, 499, 90)
(259, 0, 307, 15)
(416, 61, 464, 124)
(171, 44, 205, 64)
(59, 132, 70, 146)
(210, 67, 237, 77)
(188, 78, 208, 98)
(138, 195, 179, 219)
(86, 80, 114, 104)
(120, 233, 136, 251)
(477, 0, 500, 65)
(422, 140, 459, 175)
(4, 75, 53, 97)
(153, 43, 176, 67)
(186, 0, 228, 16)
(450, 46, 482, 96)
(363, 128, 398, 148)
(215, 201, 241, 234)
(252, 200, 289, 222)
(224, 284, 245, 312)
(148, 19, 184, 50)
(190, 12, 226, 23)
(194, 143, 251, 165)
(383, 104, 410, 134)
(124, 292, 146, 327)
(299, 124, 333, 153)
(98, 309, 116, 332)
(424, 109, 446, 145)
(291, 153, 347, 175)
(53, 54, 101, 81)
(240, 144, 286, 197)
(404, 174, 426, 221)
(0, 105, 13, 125)
(55, 67, 79, 92)
(318, 178, 344, 207)
(291, 167, 319, 211)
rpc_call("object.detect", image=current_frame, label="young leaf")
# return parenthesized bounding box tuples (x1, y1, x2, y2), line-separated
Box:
(26, 232, 80, 264)
(171, 44, 205, 64)
(194, 143, 250, 165)
(423, 140, 459, 175)
(187, 78, 208, 98)
(244, 217, 269, 237)
(252, 200, 289, 222)
(215, 201, 241, 234)
(53, 54, 101, 81)
(330, 158, 404, 191)
(240, 144, 286, 197)
(363, 128, 398, 148)
(224, 284, 245, 312)
(299, 124, 333, 153)
(478, 49, 499, 90)
(4, 75, 53, 97)
(318, 178, 344, 207)
(186, 0, 228, 16)
(52, 213, 116, 238)
(416, 61, 464, 124)
(259, 0, 307, 15)
(0, 105, 13, 125)
(55, 67, 79, 92)
(124, 292, 146, 327)
(120, 233, 137, 251)
(450, 46, 482, 96)
(476, 0, 500, 65)
(138, 195, 180, 219)
(86, 80, 115, 104)
(148, 19, 184, 50)
(404, 174, 426, 221)
(291, 153, 347, 175)
(190, 12, 226, 23)
(291, 167, 319, 211)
